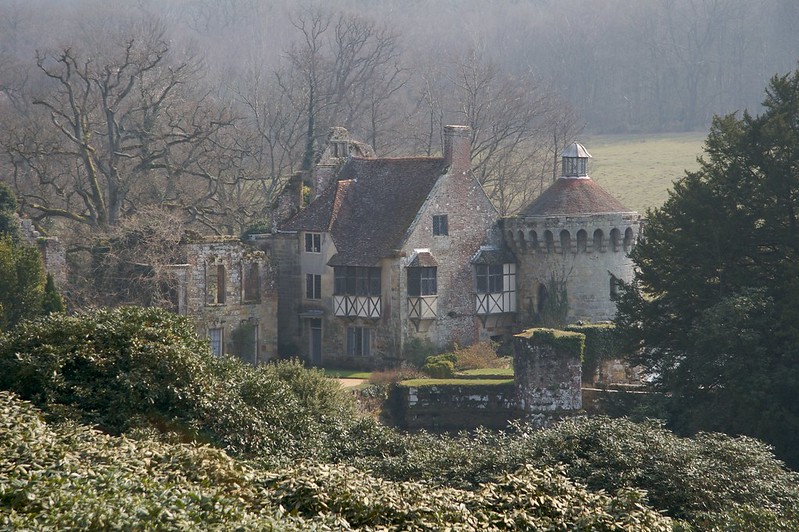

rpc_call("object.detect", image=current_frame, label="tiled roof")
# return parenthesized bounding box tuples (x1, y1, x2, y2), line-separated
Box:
(408, 251, 439, 267)
(520, 177, 633, 216)
(281, 157, 448, 266)
(470, 247, 516, 265)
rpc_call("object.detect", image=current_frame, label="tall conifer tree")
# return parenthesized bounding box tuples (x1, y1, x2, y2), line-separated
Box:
(616, 68, 799, 468)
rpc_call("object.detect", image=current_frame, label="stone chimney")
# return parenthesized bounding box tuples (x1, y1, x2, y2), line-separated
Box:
(314, 164, 337, 200)
(443, 125, 472, 177)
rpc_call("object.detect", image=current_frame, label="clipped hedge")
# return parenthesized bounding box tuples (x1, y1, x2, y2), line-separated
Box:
(515, 327, 585, 361)
(421, 353, 457, 378)
(565, 323, 620, 381)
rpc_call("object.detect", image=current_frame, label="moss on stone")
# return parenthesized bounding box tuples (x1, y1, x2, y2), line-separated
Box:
(515, 328, 585, 362)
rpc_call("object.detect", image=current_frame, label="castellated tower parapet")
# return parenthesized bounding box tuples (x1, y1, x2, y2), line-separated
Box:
(505, 142, 642, 324)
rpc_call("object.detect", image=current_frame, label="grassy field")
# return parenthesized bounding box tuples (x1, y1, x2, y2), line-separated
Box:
(585, 131, 707, 214)
(399, 378, 514, 387)
(323, 369, 372, 379)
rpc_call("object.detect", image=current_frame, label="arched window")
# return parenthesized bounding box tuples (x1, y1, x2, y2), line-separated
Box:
(560, 230, 571, 253)
(544, 230, 555, 253)
(610, 228, 621, 252)
(537, 283, 549, 314)
(624, 227, 634, 252)
(576, 229, 588, 252)
(517, 230, 526, 250)
(593, 229, 604, 252)
(530, 231, 540, 251)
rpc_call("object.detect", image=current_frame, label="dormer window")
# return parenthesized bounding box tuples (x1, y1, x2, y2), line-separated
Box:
(332, 141, 350, 158)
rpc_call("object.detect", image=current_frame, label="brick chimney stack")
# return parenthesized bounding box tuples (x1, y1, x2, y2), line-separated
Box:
(443, 125, 472, 177)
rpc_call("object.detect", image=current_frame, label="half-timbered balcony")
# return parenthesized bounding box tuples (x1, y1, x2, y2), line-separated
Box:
(475, 291, 517, 315)
(408, 295, 438, 320)
(333, 295, 381, 319)
(474, 262, 517, 316)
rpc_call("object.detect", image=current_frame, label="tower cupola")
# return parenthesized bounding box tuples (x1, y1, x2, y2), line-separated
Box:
(561, 141, 592, 178)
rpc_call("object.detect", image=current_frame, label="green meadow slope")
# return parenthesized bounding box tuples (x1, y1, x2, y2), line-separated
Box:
(587, 132, 706, 214)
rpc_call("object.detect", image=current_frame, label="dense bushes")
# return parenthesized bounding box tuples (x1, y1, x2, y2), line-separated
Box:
(348, 417, 799, 529)
(0, 307, 355, 461)
(0, 391, 673, 530)
(1, 308, 798, 529)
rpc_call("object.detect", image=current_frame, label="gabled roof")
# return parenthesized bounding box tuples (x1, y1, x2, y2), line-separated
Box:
(519, 177, 633, 216)
(281, 156, 448, 266)
(470, 246, 516, 265)
(408, 250, 439, 267)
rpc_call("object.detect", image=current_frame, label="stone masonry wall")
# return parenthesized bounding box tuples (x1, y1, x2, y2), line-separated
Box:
(389, 328, 583, 431)
(183, 238, 277, 364)
(390, 382, 519, 430)
(399, 129, 503, 354)
(513, 328, 583, 412)
(504, 213, 641, 324)
(17, 215, 67, 288)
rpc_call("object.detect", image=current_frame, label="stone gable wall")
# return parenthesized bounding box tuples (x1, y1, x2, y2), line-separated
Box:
(400, 166, 502, 353)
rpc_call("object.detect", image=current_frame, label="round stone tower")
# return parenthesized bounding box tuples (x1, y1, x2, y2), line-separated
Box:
(503, 142, 641, 324)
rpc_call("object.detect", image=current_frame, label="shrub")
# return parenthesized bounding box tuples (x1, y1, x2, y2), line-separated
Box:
(421, 353, 457, 377)
(522, 416, 799, 527)
(565, 323, 619, 382)
(348, 417, 799, 529)
(0, 307, 356, 460)
(453, 341, 508, 369)
(0, 235, 47, 331)
(0, 391, 674, 530)
(240, 217, 272, 239)
(401, 336, 437, 367)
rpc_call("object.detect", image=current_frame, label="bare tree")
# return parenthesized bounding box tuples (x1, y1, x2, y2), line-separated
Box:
(446, 50, 582, 215)
(2, 26, 239, 232)
(77, 205, 189, 309)
(230, 64, 307, 221)
(284, 8, 406, 169)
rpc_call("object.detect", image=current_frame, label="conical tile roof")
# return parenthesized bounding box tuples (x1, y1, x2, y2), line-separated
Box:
(520, 177, 633, 216)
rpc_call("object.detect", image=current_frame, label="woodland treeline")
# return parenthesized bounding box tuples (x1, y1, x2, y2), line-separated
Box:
(0, 0, 796, 237)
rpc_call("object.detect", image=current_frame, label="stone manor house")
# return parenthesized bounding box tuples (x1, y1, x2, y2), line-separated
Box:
(173, 125, 641, 370)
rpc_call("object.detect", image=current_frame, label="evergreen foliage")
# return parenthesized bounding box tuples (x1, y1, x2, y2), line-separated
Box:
(615, 68, 799, 468)
(0, 392, 676, 530)
(40, 274, 65, 314)
(0, 183, 19, 241)
(565, 323, 619, 382)
(0, 236, 46, 331)
(1, 308, 797, 529)
(0, 307, 355, 461)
